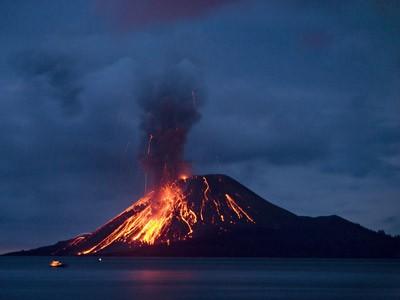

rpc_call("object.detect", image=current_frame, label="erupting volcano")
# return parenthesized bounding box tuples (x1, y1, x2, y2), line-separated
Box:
(7, 67, 400, 258)
(10, 174, 400, 257)
(76, 175, 256, 255)
(34, 174, 262, 256)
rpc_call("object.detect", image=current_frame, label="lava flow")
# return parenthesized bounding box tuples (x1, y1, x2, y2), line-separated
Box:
(73, 175, 255, 255)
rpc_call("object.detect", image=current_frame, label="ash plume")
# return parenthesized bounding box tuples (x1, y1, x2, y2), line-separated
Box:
(137, 62, 204, 189)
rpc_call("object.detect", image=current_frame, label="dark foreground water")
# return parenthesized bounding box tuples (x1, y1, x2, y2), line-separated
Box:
(0, 257, 399, 300)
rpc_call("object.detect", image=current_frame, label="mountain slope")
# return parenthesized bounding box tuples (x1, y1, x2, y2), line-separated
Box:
(7, 174, 400, 257)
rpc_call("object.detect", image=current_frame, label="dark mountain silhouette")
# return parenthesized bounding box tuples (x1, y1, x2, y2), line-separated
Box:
(7, 175, 400, 257)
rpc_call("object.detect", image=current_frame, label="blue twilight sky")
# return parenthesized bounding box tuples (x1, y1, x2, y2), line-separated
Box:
(1, 0, 399, 253)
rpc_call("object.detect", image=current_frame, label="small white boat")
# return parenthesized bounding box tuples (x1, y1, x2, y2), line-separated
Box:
(49, 260, 65, 268)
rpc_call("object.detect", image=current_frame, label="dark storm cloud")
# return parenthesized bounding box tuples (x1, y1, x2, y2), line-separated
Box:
(182, 0, 400, 178)
(12, 50, 82, 116)
(0, 47, 143, 252)
(321, 94, 400, 177)
(199, 90, 400, 177)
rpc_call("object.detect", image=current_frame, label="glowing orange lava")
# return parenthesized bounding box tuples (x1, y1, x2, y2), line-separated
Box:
(225, 194, 255, 223)
(79, 183, 197, 254)
(78, 177, 255, 255)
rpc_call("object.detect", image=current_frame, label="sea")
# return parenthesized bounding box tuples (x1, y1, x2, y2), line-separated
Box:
(0, 257, 399, 300)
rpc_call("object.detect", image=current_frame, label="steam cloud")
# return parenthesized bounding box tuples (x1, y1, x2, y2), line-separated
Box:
(137, 62, 204, 188)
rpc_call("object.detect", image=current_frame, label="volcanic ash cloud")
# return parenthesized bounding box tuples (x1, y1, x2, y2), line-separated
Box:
(137, 61, 205, 189)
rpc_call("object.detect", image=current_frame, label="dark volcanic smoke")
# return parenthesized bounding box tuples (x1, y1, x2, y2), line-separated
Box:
(137, 64, 204, 189)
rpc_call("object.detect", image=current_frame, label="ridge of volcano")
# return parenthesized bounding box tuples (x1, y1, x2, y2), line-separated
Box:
(7, 174, 400, 257)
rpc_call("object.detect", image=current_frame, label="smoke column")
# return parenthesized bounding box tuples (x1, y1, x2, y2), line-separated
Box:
(137, 62, 204, 189)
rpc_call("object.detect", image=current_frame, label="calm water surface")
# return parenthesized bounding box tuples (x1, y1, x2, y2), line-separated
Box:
(0, 257, 399, 300)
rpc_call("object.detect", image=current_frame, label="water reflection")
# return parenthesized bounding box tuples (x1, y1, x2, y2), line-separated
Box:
(132, 270, 195, 282)
(1, 257, 399, 300)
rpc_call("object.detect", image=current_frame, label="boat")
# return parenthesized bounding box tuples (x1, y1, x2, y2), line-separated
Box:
(49, 260, 65, 268)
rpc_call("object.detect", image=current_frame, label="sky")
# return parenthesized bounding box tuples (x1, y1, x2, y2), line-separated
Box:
(1, 0, 399, 253)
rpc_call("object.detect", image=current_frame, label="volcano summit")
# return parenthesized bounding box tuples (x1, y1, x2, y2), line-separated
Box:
(9, 174, 400, 257)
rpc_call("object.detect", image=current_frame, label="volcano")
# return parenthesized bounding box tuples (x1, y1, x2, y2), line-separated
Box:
(8, 174, 400, 257)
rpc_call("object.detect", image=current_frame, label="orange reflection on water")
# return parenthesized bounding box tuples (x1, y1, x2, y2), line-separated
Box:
(130, 270, 195, 283)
